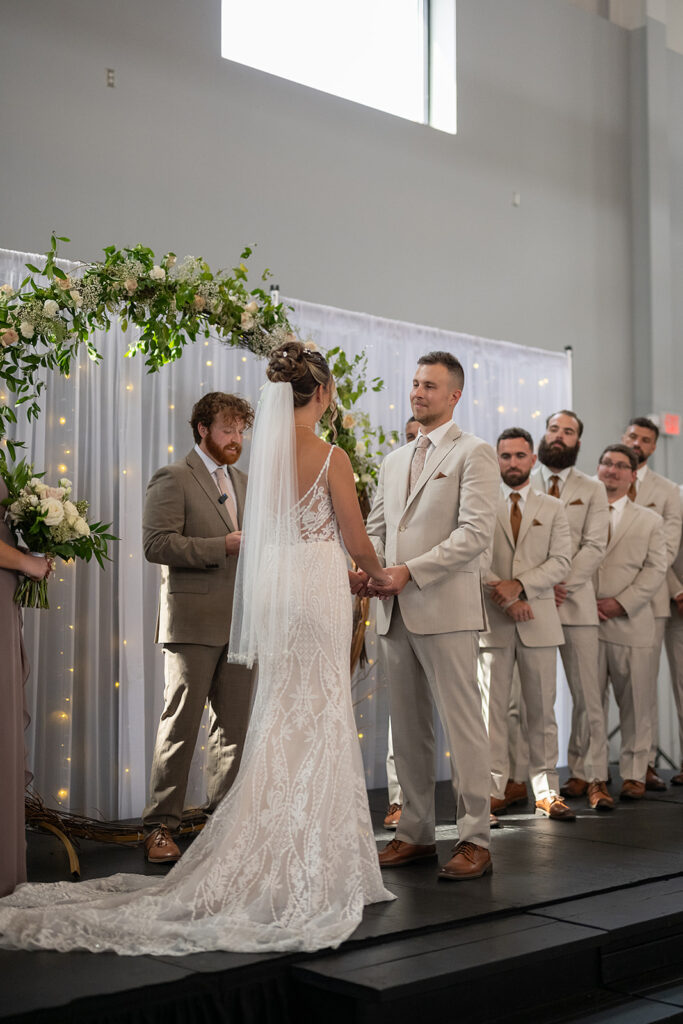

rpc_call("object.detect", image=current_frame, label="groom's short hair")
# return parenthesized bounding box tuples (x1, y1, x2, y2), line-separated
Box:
(417, 351, 464, 390)
(190, 392, 254, 443)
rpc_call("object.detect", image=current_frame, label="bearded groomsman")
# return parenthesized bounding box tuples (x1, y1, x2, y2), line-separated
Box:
(621, 418, 682, 789)
(594, 445, 667, 800)
(479, 428, 573, 821)
(664, 488, 683, 785)
(530, 411, 610, 809)
(366, 351, 499, 880)
(142, 392, 255, 862)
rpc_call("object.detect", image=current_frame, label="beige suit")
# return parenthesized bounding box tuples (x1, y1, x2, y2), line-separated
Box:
(595, 501, 667, 781)
(142, 449, 254, 830)
(633, 467, 682, 764)
(366, 422, 499, 849)
(530, 467, 610, 781)
(479, 488, 571, 802)
(664, 489, 683, 762)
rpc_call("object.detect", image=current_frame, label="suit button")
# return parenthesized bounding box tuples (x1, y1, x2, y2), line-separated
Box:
(399, 526, 406, 532)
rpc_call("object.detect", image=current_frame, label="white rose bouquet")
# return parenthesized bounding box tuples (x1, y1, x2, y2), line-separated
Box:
(1, 460, 116, 608)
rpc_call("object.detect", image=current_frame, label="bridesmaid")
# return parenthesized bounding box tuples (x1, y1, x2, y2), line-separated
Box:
(0, 475, 51, 897)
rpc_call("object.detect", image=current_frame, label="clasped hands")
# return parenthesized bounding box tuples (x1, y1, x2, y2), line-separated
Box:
(485, 578, 534, 622)
(348, 566, 411, 600)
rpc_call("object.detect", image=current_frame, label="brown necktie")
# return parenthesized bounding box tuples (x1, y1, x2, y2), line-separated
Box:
(215, 466, 238, 529)
(627, 480, 637, 501)
(607, 504, 613, 543)
(548, 475, 561, 498)
(409, 435, 431, 493)
(510, 492, 522, 544)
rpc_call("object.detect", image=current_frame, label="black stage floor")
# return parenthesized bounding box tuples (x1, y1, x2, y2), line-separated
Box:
(3, 772, 683, 1023)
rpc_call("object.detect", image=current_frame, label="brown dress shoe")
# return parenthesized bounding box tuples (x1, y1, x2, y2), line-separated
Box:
(645, 765, 667, 791)
(490, 813, 501, 829)
(383, 803, 402, 829)
(439, 841, 492, 881)
(378, 838, 437, 867)
(587, 780, 614, 812)
(535, 796, 576, 821)
(671, 767, 683, 786)
(559, 777, 588, 799)
(619, 779, 646, 800)
(144, 825, 181, 864)
(490, 796, 507, 814)
(504, 779, 528, 805)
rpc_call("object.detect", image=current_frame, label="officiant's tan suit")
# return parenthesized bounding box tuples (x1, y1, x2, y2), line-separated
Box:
(479, 487, 571, 803)
(366, 422, 499, 850)
(595, 500, 667, 782)
(142, 448, 254, 831)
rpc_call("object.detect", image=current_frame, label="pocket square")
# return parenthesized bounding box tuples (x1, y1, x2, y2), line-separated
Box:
(434, 472, 448, 480)
(569, 498, 584, 506)
(532, 518, 542, 526)
(647, 502, 657, 508)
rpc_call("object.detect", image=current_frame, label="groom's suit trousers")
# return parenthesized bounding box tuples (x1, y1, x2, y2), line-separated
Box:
(378, 604, 490, 849)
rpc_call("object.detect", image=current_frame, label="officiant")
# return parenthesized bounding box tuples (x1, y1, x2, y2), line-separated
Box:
(141, 392, 255, 863)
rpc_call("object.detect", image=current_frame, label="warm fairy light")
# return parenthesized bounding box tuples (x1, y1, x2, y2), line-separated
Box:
(206, 360, 213, 367)
(236, 375, 242, 381)
(69, 668, 74, 673)
(114, 681, 120, 688)
(358, 732, 364, 739)
(68, 624, 74, 630)
(473, 399, 479, 405)
(57, 789, 68, 800)
(59, 417, 66, 425)
(518, 378, 525, 385)
(126, 383, 133, 391)
(58, 464, 67, 473)
(129, 553, 133, 558)
(204, 340, 209, 346)
(169, 403, 175, 410)
(389, 404, 395, 410)
(60, 712, 69, 720)
(532, 410, 541, 418)
(445, 751, 451, 758)
(497, 405, 505, 413)
(368, 658, 374, 666)
(473, 362, 480, 369)
(125, 768, 130, 773)
(168, 445, 174, 453)
(388, 438, 396, 445)
(242, 356, 247, 362)
(364, 620, 370, 627)
(122, 469, 127, 475)
(123, 640, 127, 646)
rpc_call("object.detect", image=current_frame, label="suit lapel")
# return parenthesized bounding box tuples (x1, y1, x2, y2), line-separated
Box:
(186, 450, 235, 532)
(497, 490, 515, 549)
(228, 467, 246, 531)
(404, 423, 461, 513)
(635, 471, 654, 509)
(560, 469, 579, 505)
(516, 488, 539, 548)
(607, 500, 637, 553)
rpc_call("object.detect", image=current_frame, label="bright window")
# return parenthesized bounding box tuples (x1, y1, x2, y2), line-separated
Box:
(221, 1, 457, 133)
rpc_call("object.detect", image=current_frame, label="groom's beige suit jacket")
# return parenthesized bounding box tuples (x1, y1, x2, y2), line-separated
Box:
(366, 422, 499, 636)
(143, 448, 247, 646)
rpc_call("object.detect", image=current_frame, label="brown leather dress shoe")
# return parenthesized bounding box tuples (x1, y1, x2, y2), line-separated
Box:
(439, 841, 492, 880)
(535, 796, 576, 820)
(645, 765, 667, 791)
(144, 825, 181, 864)
(490, 796, 507, 814)
(671, 766, 683, 786)
(504, 779, 528, 805)
(378, 838, 437, 867)
(620, 779, 646, 800)
(559, 777, 588, 799)
(490, 813, 501, 829)
(587, 780, 614, 812)
(383, 803, 402, 829)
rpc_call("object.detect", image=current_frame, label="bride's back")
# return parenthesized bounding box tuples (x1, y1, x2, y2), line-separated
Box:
(295, 429, 332, 499)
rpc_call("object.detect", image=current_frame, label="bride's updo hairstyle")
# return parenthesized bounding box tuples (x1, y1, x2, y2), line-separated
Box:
(267, 339, 335, 415)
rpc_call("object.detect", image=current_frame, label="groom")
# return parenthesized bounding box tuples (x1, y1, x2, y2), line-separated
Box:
(142, 392, 255, 863)
(365, 351, 499, 879)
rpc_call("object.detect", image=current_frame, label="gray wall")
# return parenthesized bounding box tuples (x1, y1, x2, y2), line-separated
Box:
(0, 0, 673, 470)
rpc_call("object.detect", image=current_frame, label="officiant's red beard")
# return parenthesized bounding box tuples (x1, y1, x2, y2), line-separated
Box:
(203, 423, 243, 466)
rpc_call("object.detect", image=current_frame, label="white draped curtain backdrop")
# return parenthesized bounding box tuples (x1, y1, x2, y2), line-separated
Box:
(2, 246, 594, 820)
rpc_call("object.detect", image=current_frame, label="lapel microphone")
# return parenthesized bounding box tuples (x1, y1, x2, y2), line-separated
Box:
(218, 493, 228, 504)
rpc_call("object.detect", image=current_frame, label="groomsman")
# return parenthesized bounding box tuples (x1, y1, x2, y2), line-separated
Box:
(366, 351, 499, 880)
(142, 392, 255, 862)
(531, 411, 610, 808)
(664, 488, 683, 785)
(479, 428, 573, 820)
(594, 444, 667, 799)
(621, 418, 682, 789)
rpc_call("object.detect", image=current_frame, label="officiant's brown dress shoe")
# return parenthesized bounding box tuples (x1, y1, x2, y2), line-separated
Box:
(504, 779, 528, 805)
(535, 797, 576, 821)
(383, 803, 402, 829)
(490, 796, 507, 815)
(645, 765, 666, 791)
(439, 841, 492, 881)
(587, 780, 614, 812)
(619, 779, 646, 801)
(144, 825, 181, 864)
(378, 839, 437, 867)
(559, 777, 588, 799)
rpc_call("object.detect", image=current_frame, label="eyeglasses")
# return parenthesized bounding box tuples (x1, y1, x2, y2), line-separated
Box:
(599, 459, 633, 471)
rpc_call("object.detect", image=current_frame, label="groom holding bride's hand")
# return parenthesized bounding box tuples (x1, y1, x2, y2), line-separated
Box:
(362, 351, 499, 880)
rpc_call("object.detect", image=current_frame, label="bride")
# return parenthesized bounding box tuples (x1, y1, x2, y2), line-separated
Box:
(0, 340, 395, 955)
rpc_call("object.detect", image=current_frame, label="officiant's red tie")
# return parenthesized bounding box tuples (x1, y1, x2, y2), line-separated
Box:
(510, 492, 522, 545)
(215, 466, 238, 528)
(409, 435, 431, 494)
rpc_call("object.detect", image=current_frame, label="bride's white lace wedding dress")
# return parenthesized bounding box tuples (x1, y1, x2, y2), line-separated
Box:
(0, 448, 394, 955)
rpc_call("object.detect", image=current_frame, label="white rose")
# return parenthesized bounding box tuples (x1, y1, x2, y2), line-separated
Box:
(9, 500, 21, 515)
(43, 299, 59, 318)
(40, 497, 65, 526)
(244, 300, 258, 314)
(58, 477, 72, 492)
(342, 413, 356, 430)
(124, 278, 138, 294)
(355, 440, 366, 455)
(70, 289, 83, 307)
(20, 321, 34, 339)
(73, 516, 90, 537)
(165, 254, 176, 268)
(29, 495, 39, 506)
(63, 499, 78, 518)
(361, 473, 373, 484)
(240, 311, 254, 330)
(0, 283, 14, 297)
(149, 265, 166, 281)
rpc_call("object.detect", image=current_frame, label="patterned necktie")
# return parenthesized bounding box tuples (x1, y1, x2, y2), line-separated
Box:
(215, 466, 238, 529)
(548, 474, 561, 498)
(409, 435, 431, 493)
(628, 480, 637, 502)
(510, 492, 522, 544)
